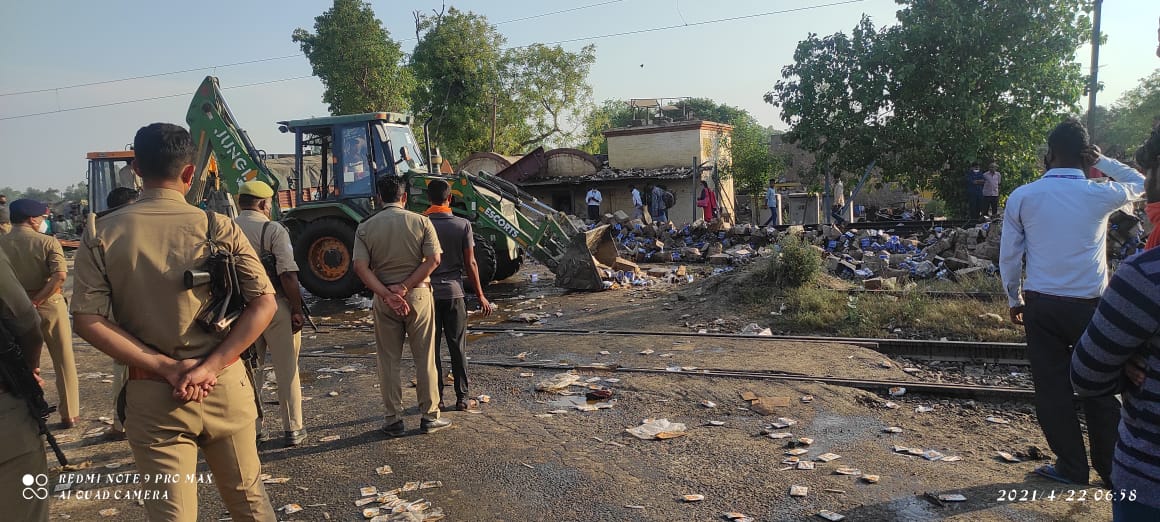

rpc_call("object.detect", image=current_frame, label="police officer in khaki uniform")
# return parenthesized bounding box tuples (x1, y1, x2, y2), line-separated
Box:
(0, 249, 49, 522)
(352, 175, 450, 436)
(72, 123, 278, 522)
(0, 198, 79, 427)
(234, 180, 307, 446)
(0, 194, 11, 234)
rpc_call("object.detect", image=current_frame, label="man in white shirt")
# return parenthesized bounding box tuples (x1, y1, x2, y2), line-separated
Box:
(762, 179, 780, 227)
(585, 187, 602, 222)
(629, 184, 644, 221)
(1001, 118, 1145, 488)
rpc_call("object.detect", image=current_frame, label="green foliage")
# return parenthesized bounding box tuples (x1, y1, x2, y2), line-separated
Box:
(924, 199, 945, 217)
(722, 118, 785, 195)
(409, 8, 597, 162)
(577, 99, 634, 154)
(410, 7, 507, 162)
(501, 44, 597, 150)
(767, 1, 1091, 218)
(292, 0, 413, 115)
(1092, 69, 1160, 159)
(766, 236, 820, 288)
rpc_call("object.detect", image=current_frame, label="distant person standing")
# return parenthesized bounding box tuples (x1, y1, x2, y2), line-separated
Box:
(629, 184, 644, 221)
(352, 175, 449, 436)
(1001, 118, 1144, 489)
(585, 187, 602, 222)
(650, 184, 668, 223)
(966, 162, 985, 220)
(235, 180, 308, 447)
(696, 180, 718, 221)
(762, 180, 780, 227)
(0, 194, 10, 234)
(423, 179, 493, 412)
(983, 163, 1002, 217)
(0, 199, 79, 428)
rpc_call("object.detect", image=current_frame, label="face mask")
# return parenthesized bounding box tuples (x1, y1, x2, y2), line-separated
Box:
(38, 219, 49, 234)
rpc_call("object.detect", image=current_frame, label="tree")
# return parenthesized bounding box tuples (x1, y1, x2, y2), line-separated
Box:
(576, 99, 634, 154)
(1092, 69, 1160, 158)
(500, 44, 597, 149)
(410, 7, 507, 162)
(292, 0, 413, 115)
(768, 1, 1092, 216)
(669, 98, 752, 127)
(724, 118, 784, 195)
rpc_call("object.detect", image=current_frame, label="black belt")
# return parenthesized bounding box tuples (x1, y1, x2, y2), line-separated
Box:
(1025, 291, 1100, 306)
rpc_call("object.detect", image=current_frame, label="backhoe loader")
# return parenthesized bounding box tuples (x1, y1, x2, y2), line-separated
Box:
(181, 76, 615, 298)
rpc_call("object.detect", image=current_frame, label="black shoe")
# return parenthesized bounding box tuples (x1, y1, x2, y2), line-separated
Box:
(455, 400, 469, 411)
(420, 418, 451, 434)
(256, 427, 270, 444)
(381, 421, 405, 438)
(284, 429, 307, 446)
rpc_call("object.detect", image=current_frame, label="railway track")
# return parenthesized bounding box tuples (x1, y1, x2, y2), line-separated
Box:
(469, 359, 1034, 401)
(466, 326, 1029, 365)
(298, 347, 1032, 401)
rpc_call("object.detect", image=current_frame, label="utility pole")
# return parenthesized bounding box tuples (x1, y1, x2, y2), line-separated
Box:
(1087, 0, 1103, 138)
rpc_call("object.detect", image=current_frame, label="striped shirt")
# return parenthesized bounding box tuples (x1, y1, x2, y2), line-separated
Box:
(1072, 247, 1160, 507)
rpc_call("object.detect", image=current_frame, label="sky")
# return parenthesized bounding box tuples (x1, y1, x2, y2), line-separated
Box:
(0, 0, 1157, 192)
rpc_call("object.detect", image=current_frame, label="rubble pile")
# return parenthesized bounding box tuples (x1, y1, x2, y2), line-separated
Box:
(592, 210, 1004, 287)
(814, 220, 1001, 287)
(597, 213, 775, 266)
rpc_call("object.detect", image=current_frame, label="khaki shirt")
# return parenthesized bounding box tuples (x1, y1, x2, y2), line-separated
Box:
(0, 225, 66, 293)
(71, 188, 274, 359)
(0, 249, 40, 336)
(235, 210, 299, 275)
(352, 203, 441, 285)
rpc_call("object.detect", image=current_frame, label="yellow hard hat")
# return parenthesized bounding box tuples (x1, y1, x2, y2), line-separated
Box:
(239, 180, 275, 199)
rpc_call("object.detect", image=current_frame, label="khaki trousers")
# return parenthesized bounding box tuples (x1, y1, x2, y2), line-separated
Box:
(0, 392, 48, 522)
(373, 288, 440, 423)
(124, 361, 275, 522)
(253, 297, 303, 432)
(39, 293, 78, 420)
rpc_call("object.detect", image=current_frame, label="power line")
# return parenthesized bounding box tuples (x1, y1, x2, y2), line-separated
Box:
(0, 0, 863, 121)
(534, 0, 864, 46)
(0, 76, 313, 121)
(0, 0, 626, 97)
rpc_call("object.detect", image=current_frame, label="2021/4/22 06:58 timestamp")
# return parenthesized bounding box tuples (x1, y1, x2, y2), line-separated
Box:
(996, 489, 1137, 502)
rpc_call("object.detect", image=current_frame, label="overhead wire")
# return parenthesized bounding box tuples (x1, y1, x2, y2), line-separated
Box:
(0, 76, 313, 121)
(0, 0, 863, 121)
(0, 0, 627, 97)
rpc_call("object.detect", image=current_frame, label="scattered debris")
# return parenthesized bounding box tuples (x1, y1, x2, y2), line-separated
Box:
(706, 420, 726, 426)
(889, 387, 906, 397)
(99, 508, 119, 517)
(922, 450, 944, 461)
(767, 432, 793, 439)
(940, 455, 962, 462)
(796, 461, 815, 470)
(985, 416, 1010, 424)
(800, 395, 814, 404)
(816, 453, 841, 463)
(883, 426, 903, 433)
(915, 405, 934, 413)
(280, 504, 303, 514)
(789, 485, 809, 497)
(701, 400, 717, 408)
(376, 465, 393, 476)
(834, 467, 861, 476)
(785, 448, 809, 456)
(818, 509, 846, 521)
(861, 474, 880, 484)
(518, 372, 535, 378)
(536, 373, 581, 393)
(682, 494, 705, 502)
(770, 417, 797, 429)
(626, 418, 687, 440)
(319, 435, 340, 442)
(997, 451, 1021, 463)
(938, 493, 967, 502)
(476, 395, 491, 404)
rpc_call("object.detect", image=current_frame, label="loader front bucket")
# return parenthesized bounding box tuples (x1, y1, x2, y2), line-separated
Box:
(551, 225, 619, 291)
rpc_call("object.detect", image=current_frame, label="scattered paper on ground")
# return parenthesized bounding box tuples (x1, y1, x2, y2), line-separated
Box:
(626, 418, 687, 440)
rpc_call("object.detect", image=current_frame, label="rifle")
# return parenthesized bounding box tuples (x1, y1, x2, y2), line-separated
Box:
(0, 320, 68, 466)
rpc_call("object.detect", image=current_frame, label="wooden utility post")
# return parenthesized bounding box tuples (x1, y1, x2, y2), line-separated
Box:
(1087, 0, 1103, 138)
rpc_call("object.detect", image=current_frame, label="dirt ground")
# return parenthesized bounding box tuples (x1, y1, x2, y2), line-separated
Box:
(36, 261, 1115, 521)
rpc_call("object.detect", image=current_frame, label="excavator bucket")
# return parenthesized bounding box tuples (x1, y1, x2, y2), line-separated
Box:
(552, 225, 619, 291)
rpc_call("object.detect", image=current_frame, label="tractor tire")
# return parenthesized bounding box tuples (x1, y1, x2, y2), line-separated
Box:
(295, 218, 363, 299)
(493, 246, 523, 282)
(472, 232, 497, 288)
